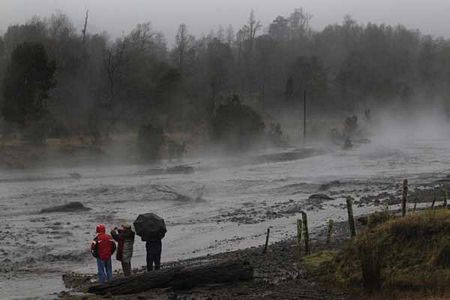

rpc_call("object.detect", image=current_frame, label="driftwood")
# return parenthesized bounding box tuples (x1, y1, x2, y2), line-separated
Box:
(88, 259, 253, 295)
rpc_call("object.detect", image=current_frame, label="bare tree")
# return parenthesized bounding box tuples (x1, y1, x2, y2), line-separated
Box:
(103, 39, 127, 111)
(226, 25, 235, 46)
(242, 10, 261, 53)
(128, 22, 155, 51)
(288, 8, 312, 39)
(81, 10, 89, 43)
(174, 24, 194, 74)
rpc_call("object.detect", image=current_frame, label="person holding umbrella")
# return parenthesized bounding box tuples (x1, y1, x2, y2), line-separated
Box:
(133, 213, 167, 271)
(145, 233, 163, 271)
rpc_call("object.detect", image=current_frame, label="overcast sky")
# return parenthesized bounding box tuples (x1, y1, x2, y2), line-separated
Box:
(1, 0, 450, 43)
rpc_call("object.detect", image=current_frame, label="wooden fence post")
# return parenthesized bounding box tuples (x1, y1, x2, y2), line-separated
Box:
(402, 179, 408, 217)
(262, 228, 270, 254)
(297, 219, 302, 258)
(432, 188, 436, 209)
(301, 211, 310, 255)
(326, 219, 334, 244)
(443, 185, 448, 208)
(346, 196, 356, 237)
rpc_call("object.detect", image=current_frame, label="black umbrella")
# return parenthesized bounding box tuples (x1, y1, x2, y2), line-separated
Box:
(133, 213, 167, 241)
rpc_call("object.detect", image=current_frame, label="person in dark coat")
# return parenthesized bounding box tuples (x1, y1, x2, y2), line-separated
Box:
(111, 224, 135, 277)
(145, 232, 164, 271)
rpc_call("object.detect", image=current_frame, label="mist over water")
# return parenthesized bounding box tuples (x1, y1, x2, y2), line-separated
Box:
(1, 110, 449, 298)
(1, 2, 450, 298)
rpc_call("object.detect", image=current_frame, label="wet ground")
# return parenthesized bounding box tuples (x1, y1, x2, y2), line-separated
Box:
(59, 224, 352, 300)
(1, 137, 450, 299)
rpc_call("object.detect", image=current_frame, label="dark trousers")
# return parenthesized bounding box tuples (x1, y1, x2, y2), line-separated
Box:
(146, 240, 162, 271)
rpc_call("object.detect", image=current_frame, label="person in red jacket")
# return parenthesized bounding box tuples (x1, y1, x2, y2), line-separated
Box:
(91, 224, 116, 284)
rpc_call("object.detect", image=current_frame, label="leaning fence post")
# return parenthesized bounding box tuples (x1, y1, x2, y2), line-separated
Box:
(297, 219, 303, 258)
(262, 228, 270, 254)
(431, 188, 437, 210)
(346, 196, 356, 237)
(402, 179, 408, 217)
(301, 211, 310, 255)
(326, 219, 334, 244)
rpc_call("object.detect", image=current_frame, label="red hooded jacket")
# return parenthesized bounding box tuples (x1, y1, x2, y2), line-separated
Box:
(91, 233, 116, 261)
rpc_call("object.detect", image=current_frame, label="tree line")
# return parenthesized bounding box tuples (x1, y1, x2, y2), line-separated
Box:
(0, 9, 449, 146)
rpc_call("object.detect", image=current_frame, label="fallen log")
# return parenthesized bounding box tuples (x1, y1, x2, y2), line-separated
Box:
(88, 259, 253, 295)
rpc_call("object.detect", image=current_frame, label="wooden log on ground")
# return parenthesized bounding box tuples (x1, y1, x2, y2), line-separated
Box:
(88, 259, 253, 295)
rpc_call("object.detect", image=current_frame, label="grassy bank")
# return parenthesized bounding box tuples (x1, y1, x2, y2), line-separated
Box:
(305, 208, 450, 298)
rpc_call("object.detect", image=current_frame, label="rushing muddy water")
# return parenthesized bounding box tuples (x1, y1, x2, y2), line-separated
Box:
(1, 137, 450, 299)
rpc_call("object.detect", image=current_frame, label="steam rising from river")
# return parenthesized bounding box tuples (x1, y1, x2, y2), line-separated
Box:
(371, 101, 450, 145)
(1, 104, 450, 299)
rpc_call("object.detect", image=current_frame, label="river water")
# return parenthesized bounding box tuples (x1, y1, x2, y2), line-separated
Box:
(1, 135, 449, 299)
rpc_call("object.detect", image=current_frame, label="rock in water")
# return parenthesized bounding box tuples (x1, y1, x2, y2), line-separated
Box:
(166, 165, 194, 174)
(40, 202, 91, 213)
(69, 172, 82, 179)
(309, 194, 334, 201)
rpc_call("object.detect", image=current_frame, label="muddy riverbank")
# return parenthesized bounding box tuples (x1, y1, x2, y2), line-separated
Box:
(59, 221, 353, 300)
(58, 208, 449, 300)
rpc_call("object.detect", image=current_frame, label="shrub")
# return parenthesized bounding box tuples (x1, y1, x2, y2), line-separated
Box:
(357, 233, 383, 292)
(212, 95, 265, 150)
(137, 123, 165, 160)
(267, 122, 288, 146)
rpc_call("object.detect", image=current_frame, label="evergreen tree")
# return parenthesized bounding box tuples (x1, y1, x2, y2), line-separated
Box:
(1, 42, 55, 127)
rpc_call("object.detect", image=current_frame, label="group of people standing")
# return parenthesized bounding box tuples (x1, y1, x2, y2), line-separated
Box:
(90, 223, 162, 284)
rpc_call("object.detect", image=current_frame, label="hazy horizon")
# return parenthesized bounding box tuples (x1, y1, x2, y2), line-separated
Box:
(1, 0, 450, 42)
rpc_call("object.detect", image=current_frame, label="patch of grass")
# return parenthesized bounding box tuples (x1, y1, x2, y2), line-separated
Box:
(332, 209, 450, 292)
(303, 250, 337, 274)
(367, 210, 392, 228)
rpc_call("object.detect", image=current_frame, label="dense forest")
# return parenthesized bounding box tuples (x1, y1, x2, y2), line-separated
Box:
(1, 9, 450, 155)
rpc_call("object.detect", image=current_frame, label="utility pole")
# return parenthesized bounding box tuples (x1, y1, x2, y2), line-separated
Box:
(303, 89, 307, 140)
